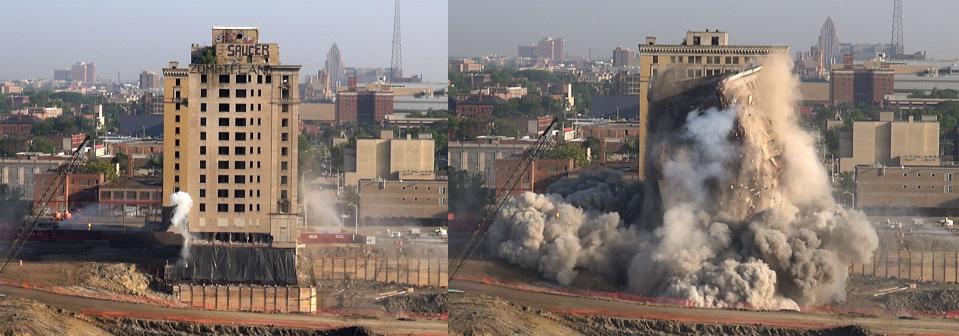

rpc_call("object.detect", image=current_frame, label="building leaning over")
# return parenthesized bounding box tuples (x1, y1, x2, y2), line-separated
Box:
(162, 27, 300, 245)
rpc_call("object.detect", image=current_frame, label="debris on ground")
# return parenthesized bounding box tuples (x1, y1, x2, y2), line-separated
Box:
(882, 288, 959, 313)
(382, 293, 447, 315)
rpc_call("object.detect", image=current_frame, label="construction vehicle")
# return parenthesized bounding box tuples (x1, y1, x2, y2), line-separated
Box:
(449, 117, 560, 280)
(0, 135, 90, 275)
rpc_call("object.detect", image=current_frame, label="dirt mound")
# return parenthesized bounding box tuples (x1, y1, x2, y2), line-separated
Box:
(449, 293, 583, 336)
(0, 297, 110, 336)
(83, 262, 151, 295)
(96, 318, 378, 336)
(882, 288, 959, 313)
(383, 293, 447, 314)
(564, 316, 878, 336)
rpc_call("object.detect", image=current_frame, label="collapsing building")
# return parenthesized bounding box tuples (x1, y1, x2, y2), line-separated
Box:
(488, 56, 879, 310)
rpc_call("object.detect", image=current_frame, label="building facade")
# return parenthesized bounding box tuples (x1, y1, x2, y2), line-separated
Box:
(830, 63, 894, 106)
(448, 138, 536, 189)
(342, 130, 435, 186)
(856, 166, 959, 213)
(161, 27, 300, 245)
(838, 112, 939, 172)
(334, 88, 394, 124)
(494, 158, 573, 196)
(357, 179, 448, 226)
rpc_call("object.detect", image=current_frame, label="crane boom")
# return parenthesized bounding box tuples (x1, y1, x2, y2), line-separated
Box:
(0, 135, 91, 275)
(449, 117, 559, 280)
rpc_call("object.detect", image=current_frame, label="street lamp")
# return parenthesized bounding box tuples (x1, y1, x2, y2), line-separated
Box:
(347, 202, 358, 235)
(843, 191, 856, 209)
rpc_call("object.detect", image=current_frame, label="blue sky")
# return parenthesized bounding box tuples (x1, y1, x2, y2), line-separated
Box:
(0, 0, 448, 82)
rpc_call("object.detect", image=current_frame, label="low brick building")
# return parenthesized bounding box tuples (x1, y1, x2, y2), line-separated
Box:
(357, 179, 448, 226)
(494, 158, 573, 196)
(856, 166, 959, 215)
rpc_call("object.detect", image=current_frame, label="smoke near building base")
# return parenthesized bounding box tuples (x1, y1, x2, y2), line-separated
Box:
(487, 55, 879, 310)
(170, 191, 194, 263)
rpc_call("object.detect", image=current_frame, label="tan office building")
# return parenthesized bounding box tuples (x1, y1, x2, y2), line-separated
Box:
(636, 30, 787, 178)
(838, 112, 939, 172)
(162, 27, 300, 245)
(342, 130, 435, 186)
(358, 179, 448, 226)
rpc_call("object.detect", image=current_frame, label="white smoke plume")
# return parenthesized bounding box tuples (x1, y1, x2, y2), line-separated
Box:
(487, 55, 879, 310)
(169, 191, 194, 263)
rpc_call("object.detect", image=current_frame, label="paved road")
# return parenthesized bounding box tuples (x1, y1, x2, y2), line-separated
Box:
(452, 279, 959, 336)
(0, 284, 447, 335)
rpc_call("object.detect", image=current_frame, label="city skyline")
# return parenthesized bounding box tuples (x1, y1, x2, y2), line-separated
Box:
(450, 0, 959, 60)
(0, 0, 448, 83)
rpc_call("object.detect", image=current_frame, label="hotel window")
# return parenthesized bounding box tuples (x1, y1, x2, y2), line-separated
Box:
(235, 161, 246, 169)
(711, 36, 720, 45)
(235, 104, 247, 112)
(692, 36, 701, 45)
(256, 75, 263, 84)
(200, 103, 207, 112)
(174, 151, 180, 158)
(200, 175, 206, 183)
(199, 204, 206, 212)
(219, 103, 229, 112)
(200, 189, 206, 197)
(219, 118, 229, 126)
(174, 163, 179, 171)
(217, 189, 228, 198)
(219, 74, 230, 83)
(174, 175, 180, 183)
(281, 118, 289, 127)
(218, 146, 228, 155)
(217, 204, 228, 213)
(175, 103, 180, 110)
(281, 161, 288, 171)
(235, 132, 246, 141)
(235, 89, 246, 98)
(201, 89, 207, 98)
(218, 89, 229, 98)
(281, 133, 288, 141)
(281, 147, 288, 156)
(234, 204, 245, 213)
(218, 132, 229, 141)
(234, 190, 245, 198)
(217, 161, 228, 169)
(265, 75, 272, 83)
(281, 176, 288, 185)
(236, 74, 247, 84)
(217, 175, 228, 183)
(235, 147, 247, 155)
(201, 75, 207, 83)
(175, 79, 180, 86)
(652, 56, 658, 64)
(200, 132, 206, 140)
(235, 175, 246, 184)
(282, 104, 289, 112)
(200, 117, 206, 126)
(174, 139, 180, 146)
(200, 160, 206, 168)
(175, 115, 180, 123)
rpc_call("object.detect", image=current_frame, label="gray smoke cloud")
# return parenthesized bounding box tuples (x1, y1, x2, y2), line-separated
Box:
(487, 55, 879, 310)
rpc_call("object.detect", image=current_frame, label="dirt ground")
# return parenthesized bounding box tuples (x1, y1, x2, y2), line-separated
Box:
(0, 295, 379, 336)
(448, 293, 879, 336)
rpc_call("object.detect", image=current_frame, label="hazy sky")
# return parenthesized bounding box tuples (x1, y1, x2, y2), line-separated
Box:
(450, 0, 959, 61)
(0, 0, 448, 83)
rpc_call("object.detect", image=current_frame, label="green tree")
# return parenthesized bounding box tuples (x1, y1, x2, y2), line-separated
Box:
(82, 159, 118, 181)
(112, 152, 131, 175)
(29, 137, 56, 154)
(448, 167, 492, 214)
(545, 142, 588, 167)
(491, 118, 520, 137)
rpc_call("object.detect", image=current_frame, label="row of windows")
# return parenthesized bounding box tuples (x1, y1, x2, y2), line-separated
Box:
(197, 173, 290, 185)
(199, 189, 261, 198)
(661, 55, 749, 65)
(899, 184, 956, 192)
(200, 103, 263, 113)
(101, 191, 161, 201)
(399, 196, 448, 205)
(201, 74, 272, 85)
(199, 203, 260, 213)
(198, 145, 259, 155)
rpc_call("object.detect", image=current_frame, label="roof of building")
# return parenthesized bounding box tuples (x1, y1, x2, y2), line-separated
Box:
(100, 176, 162, 190)
(0, 114, 41, 125)
(458, 95, 507, 106)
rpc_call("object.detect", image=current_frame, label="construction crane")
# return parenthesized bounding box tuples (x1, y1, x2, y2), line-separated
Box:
(0, 135, 91, 275)
(449, 117, 560, 280)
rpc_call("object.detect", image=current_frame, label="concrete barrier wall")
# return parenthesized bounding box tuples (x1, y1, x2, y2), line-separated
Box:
(309, 249, 448, 288)
(850, 249, 959, 283)
(172, 284, 317, 313)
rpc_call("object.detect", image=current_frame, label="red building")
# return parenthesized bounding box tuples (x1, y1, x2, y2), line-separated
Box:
(0, 115, 39, 137)
(33, 172, 105, 219)
(455, 95, 504, 119)
(494, 158, 574, 196)
(830, 54, 894, 107)
(334, 89, 394, 124)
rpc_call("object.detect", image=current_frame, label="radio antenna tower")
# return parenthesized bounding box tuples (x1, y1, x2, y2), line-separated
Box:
(890, 0, 903, 58)
(390, 0, 403, 82)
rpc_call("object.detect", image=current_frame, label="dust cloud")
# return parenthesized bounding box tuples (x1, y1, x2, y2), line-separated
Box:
(487, 55, 879, 310)
(169, 191, 193, 263)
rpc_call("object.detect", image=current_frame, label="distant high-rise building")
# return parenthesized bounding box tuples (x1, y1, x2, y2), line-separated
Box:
(53, 69, 70, 81)
(162, 27, 300, 245)
(518, 45, 535, 58)
(325, 44, 343, 95)
(612, 46, 638, 67)
(817, 17, 841, 69)
(138, 70, 161, 90)
(71, 62, 95, 84)
(536, 37, 565, 61)
(830, 55, 894, 107)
